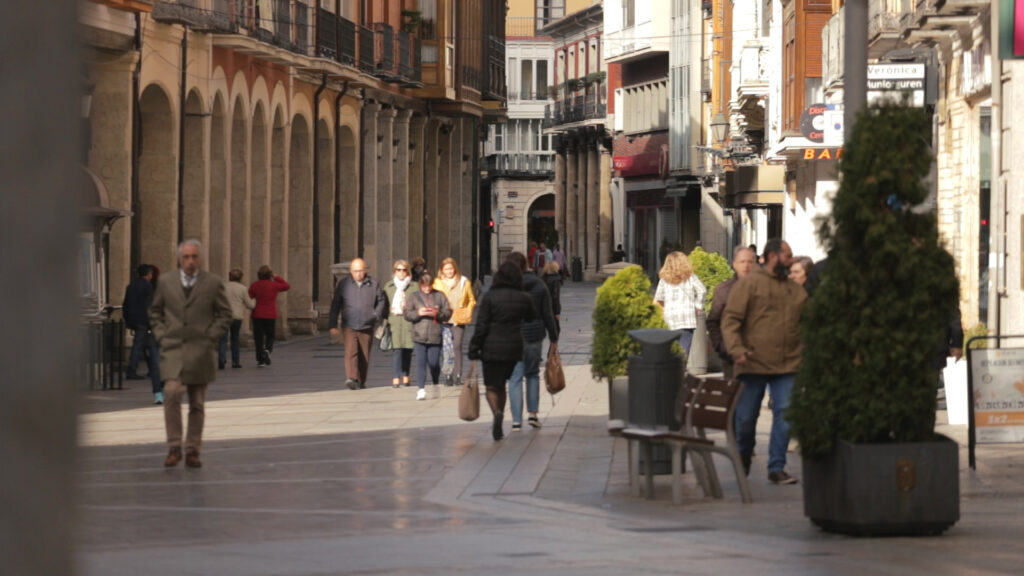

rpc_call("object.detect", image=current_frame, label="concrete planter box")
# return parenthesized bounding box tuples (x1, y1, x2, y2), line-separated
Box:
(802, 435, 959, 536)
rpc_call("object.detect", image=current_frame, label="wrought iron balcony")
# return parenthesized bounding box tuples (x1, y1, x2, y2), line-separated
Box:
(484, 35, 507, 101)
(543, 93, 606, 128)
(152, 0, 234, 32)
(358, 24, 375, 73)
(485, 153, 556, 177)
(373, 22, 396, 79)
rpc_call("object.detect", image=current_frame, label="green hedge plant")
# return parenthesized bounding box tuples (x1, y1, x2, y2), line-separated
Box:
(591, 265, 668, 382)
(788, 104, 959, 459)
(689, 246, 733, 313)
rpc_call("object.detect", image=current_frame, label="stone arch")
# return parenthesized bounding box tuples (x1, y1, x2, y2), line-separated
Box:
(316, 116, 335, 314)
(138, 84, 176, 273)
(250, 101, 269, 279)
(229, 95, 250, 275)
(337, 122, 358, 263)
(527, 192, 557, 250)
(270, 106, 287, 277)
(288, 113, 314, 333)
(209, 93, 228, 275)
(182, 89, 207, 247)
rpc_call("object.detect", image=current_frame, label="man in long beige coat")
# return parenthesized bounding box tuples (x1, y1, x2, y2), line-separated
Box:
(149, 239, 232, 468)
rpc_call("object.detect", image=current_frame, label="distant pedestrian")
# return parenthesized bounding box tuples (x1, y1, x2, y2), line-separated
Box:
(433, 257, 476, 387)
(384, 260, 416, 389)
(653, 251, 707, 356)
(552, 244, 568, 280)
(404, 271, 452, 400)
(219, 268, 255, 370)
(722, 238, 805, 485)
(124, 264, 162, 403)
(506, 251, 558, 432)
(541, 260, 562, 333)
(149, 239, 232, 468)
(469, 260, 536, 441)
(328, 258, 387, 390)
(532, 242, 553, 271)
(248, 266, 290, 367)
(410, 257, 428, 283)
(707, 246, 756, 379)
(527, 240, 539, 271)
(611, 244, 626, 263)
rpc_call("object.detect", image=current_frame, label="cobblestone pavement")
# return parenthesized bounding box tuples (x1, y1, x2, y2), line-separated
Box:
(78, 280, 1024, 575)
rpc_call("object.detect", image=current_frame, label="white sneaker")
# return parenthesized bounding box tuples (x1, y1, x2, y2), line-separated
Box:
(416, 388, 427, 401)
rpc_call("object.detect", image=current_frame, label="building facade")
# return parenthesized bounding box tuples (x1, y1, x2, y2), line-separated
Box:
(81, 0, 506, 335)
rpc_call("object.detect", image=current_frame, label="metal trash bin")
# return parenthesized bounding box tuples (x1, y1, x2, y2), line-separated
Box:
(571, 256, 583, 282)
(627, 328, 684, 475)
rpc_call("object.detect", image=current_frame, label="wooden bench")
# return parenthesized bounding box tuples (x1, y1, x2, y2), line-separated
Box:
(607, 374, 752, 505)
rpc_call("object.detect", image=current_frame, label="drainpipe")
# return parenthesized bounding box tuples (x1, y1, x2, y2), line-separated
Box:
(130, 12, 142, 271)
(471, 116, 479, 281)
(312, 73, 327, 306)
(176, 26, 188, 245)
(990, 3, 1004, 338)
(334, 81, 350, 265)
(423, 101, 431, 257)
(358, 92, 367, 256)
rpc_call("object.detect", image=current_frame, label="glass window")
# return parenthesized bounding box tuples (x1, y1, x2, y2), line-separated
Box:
(520, 120, 531, 151)
(420, 0, 437, 39)
(521, 59, 533, 100)
(624, 0, 635, 27)
(537, 60, 549, 99)
(494, 124, 503, 151)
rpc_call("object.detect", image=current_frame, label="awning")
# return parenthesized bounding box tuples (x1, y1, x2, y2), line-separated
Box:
(724, 164, 786, 207)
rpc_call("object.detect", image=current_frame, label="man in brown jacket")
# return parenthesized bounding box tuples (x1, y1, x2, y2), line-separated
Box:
(722, 238, 806, 485)
(707, 245, 757, 379)
(149, 239, 233, 468)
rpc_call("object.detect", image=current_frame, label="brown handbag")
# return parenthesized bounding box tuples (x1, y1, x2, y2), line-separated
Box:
(458, 363, 480, 421)
(545, 348, 566, 394)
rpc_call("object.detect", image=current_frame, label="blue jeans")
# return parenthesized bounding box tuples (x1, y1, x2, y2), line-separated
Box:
(678, 329, 695, 356)
(218, 319, 242, 367)
(734, 373, 794, 473)
(509, 340, 543, 424)
(392, 347, 412, 380)
(128, 325, 162, 393)
(413, 342, 441, 389)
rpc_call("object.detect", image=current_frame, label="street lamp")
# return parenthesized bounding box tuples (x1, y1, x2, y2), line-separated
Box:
(710, 112, 729, 145)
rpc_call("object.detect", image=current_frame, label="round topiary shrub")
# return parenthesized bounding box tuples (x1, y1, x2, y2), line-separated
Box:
(591, 265, 668, 382)
(689, 246, 733, 313)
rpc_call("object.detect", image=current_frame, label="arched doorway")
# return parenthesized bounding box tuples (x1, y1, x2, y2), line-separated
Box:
(287, 114, 313, 332)
(229, 97, 249, 274)
(182, 90, 206, 245)
(138, 84, 176, 272)
(527, 193, 557, 250)
(251, 102, 269, 277)
(209, 94, 228, 274)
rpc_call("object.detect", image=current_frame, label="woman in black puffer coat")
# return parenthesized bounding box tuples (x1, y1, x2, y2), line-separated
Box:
(469, 261, 536, 440)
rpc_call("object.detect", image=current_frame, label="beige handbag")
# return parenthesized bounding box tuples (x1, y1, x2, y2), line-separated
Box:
(458, 363, 480, 421)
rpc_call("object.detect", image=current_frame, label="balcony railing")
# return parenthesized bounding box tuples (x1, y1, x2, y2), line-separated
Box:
(373, 22, 396, 78)
(463, 65, 482, 91)
(358, 24, 375, 73)
(509, 90, 551, 101)
(338, 14, 356, 65)
(316, 7, 337, 59)
(542, 92, 607, 128)
(484, 35, 506, 101)
(152, 0, 234, 31)
(485, 153, 556, 175)
(506, 16, 545, 37)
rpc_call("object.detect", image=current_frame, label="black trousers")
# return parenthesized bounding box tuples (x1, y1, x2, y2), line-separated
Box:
(252, 318, 276, 364)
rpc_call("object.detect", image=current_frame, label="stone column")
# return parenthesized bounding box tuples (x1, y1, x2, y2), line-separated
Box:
(408, 115, 427, 260)
(393, 109, 413, 263)
(424, 119, 441, 264)
(554, 146, 566, 251)
(586, 141, 600, 274)
(360, 101, 380, 264)
(376, 106, 396, 276)
(599, 145, 613, 272)
(564, 141, 577, 259)
(575, 138, 587, 265)
(460, 118, 475, 267)
(434, 122, 453, 267)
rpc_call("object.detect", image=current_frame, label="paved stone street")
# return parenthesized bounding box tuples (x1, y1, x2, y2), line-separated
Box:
(77, 281, 1024, 575)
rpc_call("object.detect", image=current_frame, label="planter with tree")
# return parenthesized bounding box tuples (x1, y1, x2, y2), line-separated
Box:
(787, 104, 961, 536)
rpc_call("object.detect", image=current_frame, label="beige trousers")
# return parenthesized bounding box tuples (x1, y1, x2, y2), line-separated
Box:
(163, 379, 207, 452)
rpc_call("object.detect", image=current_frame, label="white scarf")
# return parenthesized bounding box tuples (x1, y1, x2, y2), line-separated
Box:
(391, 275, 411, 315)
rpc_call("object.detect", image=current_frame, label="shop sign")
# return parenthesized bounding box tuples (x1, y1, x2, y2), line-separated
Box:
(971, 348, 1024, 443)
(802, 148, 843, 160)
(800, 103, 843, 143)
(613, 149, 668, 178)
(867, 63, 926, 107)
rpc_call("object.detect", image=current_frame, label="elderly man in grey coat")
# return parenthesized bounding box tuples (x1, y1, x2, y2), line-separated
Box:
(149, 239, 233, 468)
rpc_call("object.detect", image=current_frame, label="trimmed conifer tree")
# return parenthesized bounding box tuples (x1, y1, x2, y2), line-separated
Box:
(788, 104, 959, 459)
(591, 265, 669, 382)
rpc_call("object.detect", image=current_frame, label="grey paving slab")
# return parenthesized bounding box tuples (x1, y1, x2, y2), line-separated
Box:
(77, 281, 1024, 575)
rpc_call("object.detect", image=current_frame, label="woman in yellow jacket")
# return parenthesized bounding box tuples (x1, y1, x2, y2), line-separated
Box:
(433, 257, 477, 386)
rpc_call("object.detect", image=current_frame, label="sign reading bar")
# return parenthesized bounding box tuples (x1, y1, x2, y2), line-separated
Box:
(802, 148, 843, 160)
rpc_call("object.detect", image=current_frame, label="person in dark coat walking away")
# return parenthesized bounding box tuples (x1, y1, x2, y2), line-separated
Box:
(541, 260, 562, 333)
(469, 261, 536, 441)
(149, 239, 233, 468)
(506, 251, 558, 431)
(124, 264, 163, 403)
(404, 271, 452, 400)
(248, 266, 290, 367)
(383, 260, 416, 388)
(329, 258, 387, 390)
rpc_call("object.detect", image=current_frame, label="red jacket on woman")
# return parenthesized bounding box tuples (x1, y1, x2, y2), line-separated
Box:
(248, 276, 290, 319)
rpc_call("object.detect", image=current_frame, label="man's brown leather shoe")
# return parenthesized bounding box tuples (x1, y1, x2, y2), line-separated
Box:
(185, 450, 202, 468)
(164, 448, 183, 467)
